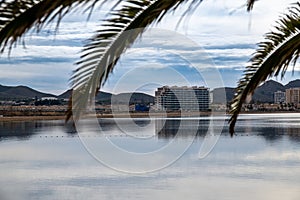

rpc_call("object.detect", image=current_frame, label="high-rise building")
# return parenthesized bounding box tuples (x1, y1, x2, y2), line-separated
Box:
(155, 86, 210, 111)
(274, 91, 285, 104)
(286, 88, 300, 105)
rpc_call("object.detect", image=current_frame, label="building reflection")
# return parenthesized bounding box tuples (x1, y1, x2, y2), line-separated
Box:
(285, 127, 300, 143)
(2, 117, 300, 144)
(155, 118, 209, 138)
(155, 117, 300, 143)
(0, 120, 76, 141)
(251, 126, 300, 144)
(257, 127, 284, 142)
(0, 121, 41, 140)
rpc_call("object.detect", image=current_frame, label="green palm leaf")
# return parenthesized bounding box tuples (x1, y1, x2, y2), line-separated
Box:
(68, 0, 202, 120)
(229, 2, 300, 135)
(247, 0, 256, 11)
(0, 0, 111, 52)
(0, 0, 258, 122)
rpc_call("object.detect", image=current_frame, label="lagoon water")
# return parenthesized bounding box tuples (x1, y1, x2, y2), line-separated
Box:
(1, 113, 300, 200)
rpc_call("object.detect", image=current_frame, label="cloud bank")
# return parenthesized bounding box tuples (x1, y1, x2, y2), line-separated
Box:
(0, 0, 297, 95)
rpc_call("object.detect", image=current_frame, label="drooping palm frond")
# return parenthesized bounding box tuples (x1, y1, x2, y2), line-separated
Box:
(0, 0, 110, 52)
(229, 2, 300, 135)
(0, 0, 258, 122)
(247, 0, 256, 11)
(0, 0, 40, 29)
(68, 0, 203, 120)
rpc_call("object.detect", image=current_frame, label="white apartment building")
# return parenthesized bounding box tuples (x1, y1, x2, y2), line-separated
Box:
(155, 86, 210, 111)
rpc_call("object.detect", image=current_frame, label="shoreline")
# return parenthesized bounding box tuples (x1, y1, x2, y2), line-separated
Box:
(1, 110, 300, 122)
(0, 115, 66, 122)
(0, 111, 212, 122)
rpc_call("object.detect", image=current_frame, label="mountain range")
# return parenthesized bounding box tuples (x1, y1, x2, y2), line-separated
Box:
(58, 89, 155, 104)
(0, 85, 155, 104)
(212, 79, 300, 104)
(0, 85, 56, 100)
(1, 79, 300, 104)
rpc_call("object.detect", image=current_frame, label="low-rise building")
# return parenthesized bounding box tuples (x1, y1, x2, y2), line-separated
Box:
(41, 97, 58, 101)
(274, 90, 285, 104)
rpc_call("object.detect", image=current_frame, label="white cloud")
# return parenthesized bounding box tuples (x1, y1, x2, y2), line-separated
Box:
(0, 0, 298, 93)
(0, 62, 75, 94)
(3, 45, 81, 59)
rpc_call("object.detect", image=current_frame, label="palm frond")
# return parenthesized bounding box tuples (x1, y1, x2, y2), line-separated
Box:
(0, 0, 111, 52)
(229, 2, 300, 135)
(247, 0, 256, 11)
(68, 0, 202, 120)
(0, 0, 259, 122)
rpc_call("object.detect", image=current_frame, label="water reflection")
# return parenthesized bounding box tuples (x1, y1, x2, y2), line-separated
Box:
(260, 126, 300, 143)
(257, 127, 284, 142)
(155, 118, 209, 138)
(1, 115, 300, 144)
(0, 121, 40, 140)
(285, 128, 300, 143)
(1, 114, 300, 200)
(0, 120, 77, 141)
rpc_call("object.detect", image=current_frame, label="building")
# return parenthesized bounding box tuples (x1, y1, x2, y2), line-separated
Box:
(135, 104, 150, 112)
(155, 86, 209, 111)
(41, 97, 58, 101)
(274, 91, 285, 104)
(286, 88, 300, 105)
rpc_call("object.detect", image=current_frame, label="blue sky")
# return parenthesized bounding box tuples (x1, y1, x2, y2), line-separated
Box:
(0, 0, 298, 95)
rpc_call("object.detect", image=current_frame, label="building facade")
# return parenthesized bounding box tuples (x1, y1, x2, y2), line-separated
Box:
(286, 88, 300, 105)
(274, 91, 286, 104)
(155, 86, 209, 111)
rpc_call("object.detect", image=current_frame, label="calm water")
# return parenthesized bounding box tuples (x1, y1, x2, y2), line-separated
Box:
(1, 113, 300, 200)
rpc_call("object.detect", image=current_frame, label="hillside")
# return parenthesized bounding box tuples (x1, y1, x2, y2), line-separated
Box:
(0, 85, 56, 100)
(58, 89, 112, 102)
(212, 79, 300, 104)
(58, 90, 153, 105)
(57, 89, 72, 99)
(0, 84, 155, 105)
(284, 79, 300, 89)
(3, 79, 300, 104)
(252, 80, 284, 103)
(112, 92, 155, 104)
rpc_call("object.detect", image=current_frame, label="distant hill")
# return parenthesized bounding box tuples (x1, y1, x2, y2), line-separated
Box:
(0, 84, 155, 104)
(212, 79, 300, 104)
(57, 89, 72, 99)
(0, 85, 56, 100)
(252, 80, 285, 103)
(58, 90, 154, 105)
(112, 92, 155, 104)
(58, 89, 112, 102)
(3, 79, 300, 104)
(0, 85, 11, 93)
(284, 79, 300, 89)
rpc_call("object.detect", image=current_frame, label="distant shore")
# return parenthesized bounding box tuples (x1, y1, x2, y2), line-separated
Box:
(0, 116, 66, 122)
(0, 112, 211, 122)
(0, 111, 211, 122)
(1, 110, 300, 122)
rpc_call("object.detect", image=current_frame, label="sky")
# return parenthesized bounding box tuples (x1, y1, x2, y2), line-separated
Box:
(0, 0, 299, 95)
